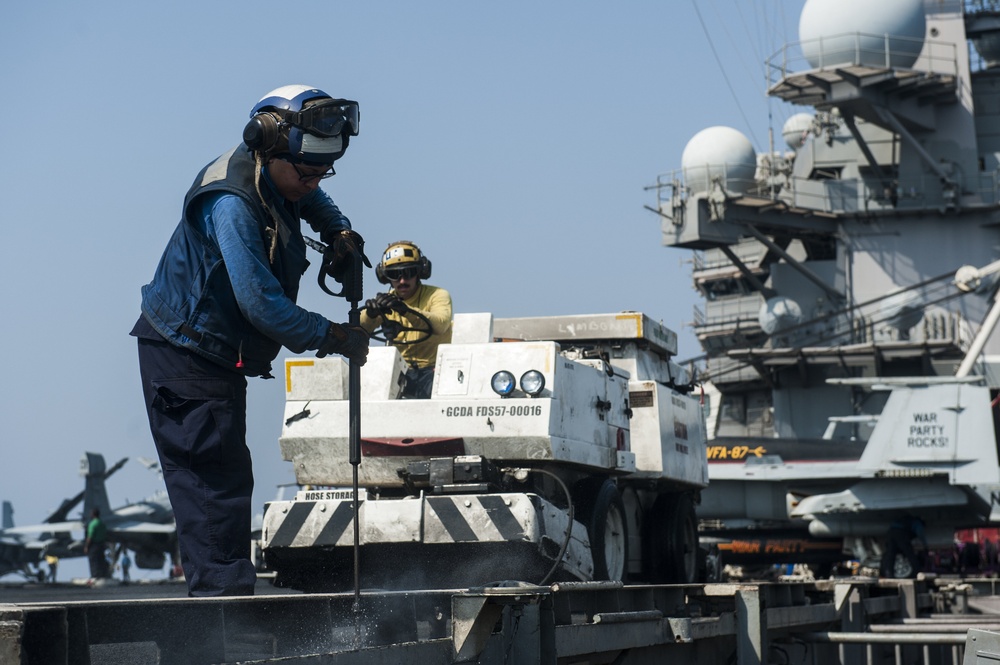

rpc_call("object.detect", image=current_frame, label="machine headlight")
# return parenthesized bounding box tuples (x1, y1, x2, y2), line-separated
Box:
(491, 370, 516, 397)
(519, 370, 545, 396)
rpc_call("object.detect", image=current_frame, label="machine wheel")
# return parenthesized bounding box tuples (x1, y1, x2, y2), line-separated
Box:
(578, 479, 628, 581)
(645, 493, 699, 584)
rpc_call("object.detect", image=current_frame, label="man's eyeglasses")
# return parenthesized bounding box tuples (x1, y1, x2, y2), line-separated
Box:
(283, 159, 335, 182)
(384, 266, 419, 281)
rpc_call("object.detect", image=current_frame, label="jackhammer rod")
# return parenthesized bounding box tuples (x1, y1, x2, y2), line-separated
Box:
(310, 232, 366, 612)
(346, 258, 363, 610)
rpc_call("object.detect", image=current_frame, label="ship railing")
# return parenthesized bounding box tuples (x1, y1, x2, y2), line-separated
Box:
(692, 251, 705, 273)
(692, 298, 764, 332)
(705, 354, 761, 384)
(693, 243, 766, 273)
(689, 265, 972, 352)
(862, 310, 968, 346)
(974, 170, 1000, 204)
(656, 166, 1000, 214)
(967, 1, 1000, 15)
(695, 308, 967, 368)
(777, 172, 1000, 213)
(651, 167, 757, 207)
(771, 309, 966, 349)
(774, 176, 884, 214)
(653, 167, 870, 211)
(765, 33, 958, 87)
(693, 309, 762, 334)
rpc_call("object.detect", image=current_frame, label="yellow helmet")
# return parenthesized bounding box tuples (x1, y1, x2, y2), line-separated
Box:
(376, 240, 432, 284)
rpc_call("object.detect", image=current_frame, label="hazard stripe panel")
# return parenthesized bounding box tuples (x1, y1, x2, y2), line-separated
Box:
(267, 502, 314, 548)
(314, 502, 357, 546)
(478, 495, 528, 541)
(427, 498, 478, 542)
(262, 493, 543, 550)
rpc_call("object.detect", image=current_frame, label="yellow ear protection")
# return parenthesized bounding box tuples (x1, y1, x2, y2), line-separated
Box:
(375, 240, 432, 284)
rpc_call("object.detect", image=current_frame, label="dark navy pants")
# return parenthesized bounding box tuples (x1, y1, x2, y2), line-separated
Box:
(135, 327, 256, 596)
(87, 542, 109, 579)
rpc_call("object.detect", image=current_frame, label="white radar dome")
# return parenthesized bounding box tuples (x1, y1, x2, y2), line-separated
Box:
(759, 296, 803, 336)
(782, 113, 814, 151)
(681, 126, 757, 195)
(799, 0, 926, 69)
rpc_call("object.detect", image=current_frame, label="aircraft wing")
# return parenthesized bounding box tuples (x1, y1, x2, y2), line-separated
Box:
(108, 521, 176, 535)
(0, 534, 52, 552)
(3, 521, 83, 537)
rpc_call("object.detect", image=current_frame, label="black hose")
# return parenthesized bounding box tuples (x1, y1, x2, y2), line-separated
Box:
(505, 467, 575, 586)
(370, 306, 434, 345)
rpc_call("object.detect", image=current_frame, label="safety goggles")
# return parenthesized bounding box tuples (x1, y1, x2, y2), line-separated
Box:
(285, 99, 360, 138)
(384, 266, 419, 281)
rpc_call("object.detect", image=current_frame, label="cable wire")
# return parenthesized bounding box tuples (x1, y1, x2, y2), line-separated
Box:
(690, 0, 763, 149)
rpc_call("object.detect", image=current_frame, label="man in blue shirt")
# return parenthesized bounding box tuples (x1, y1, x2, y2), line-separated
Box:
(132, 85, 369, 596)
(120, 550, 131, 584)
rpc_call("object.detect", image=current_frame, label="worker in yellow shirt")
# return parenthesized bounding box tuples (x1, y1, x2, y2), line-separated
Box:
(361, 240, 452, 398)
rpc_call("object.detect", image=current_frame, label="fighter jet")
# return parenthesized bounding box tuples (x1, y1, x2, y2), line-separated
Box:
(0, 452, 178, 580)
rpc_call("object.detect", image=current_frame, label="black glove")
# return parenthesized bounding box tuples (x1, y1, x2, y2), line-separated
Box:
(316, 322, 370, 365)
(321, 229, 372, 283)
(376, 292, 408, 314)
(365, 292, 407, 317)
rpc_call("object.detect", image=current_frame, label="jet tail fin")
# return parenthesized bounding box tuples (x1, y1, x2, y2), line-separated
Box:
(80, 452, 118, 519)
(2, 501, 13, 529)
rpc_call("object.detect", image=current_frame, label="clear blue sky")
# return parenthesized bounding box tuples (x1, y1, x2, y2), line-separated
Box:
(0, 1, 806, 580)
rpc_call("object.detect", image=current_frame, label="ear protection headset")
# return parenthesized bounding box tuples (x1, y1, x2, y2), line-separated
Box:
(242, 111, 284, 154)
(375, 240, 432, 284)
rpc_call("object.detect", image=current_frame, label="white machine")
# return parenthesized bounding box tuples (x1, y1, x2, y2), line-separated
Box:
(261, 312, 708, 591)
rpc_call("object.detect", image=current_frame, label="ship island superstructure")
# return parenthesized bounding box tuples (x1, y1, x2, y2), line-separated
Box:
(653, 0, 1000, 574)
